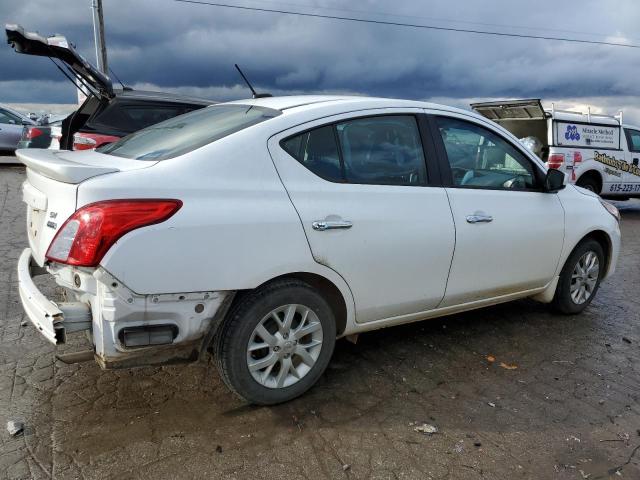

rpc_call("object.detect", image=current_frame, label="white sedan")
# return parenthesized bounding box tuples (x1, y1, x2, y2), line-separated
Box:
(17, 96, 621, 404)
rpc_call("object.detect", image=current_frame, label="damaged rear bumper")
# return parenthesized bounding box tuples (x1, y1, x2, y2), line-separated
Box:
(17, 248, 232, 368)
(18, 248, 92, 344)
(17, 248, 66, 344)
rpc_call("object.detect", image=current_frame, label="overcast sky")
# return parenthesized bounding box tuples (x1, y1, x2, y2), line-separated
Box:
(2, 0, 639, 121)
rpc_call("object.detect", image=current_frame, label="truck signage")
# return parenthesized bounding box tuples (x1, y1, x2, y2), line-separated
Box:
(555, 122, 620, 149)
(594, 151, 640, 177)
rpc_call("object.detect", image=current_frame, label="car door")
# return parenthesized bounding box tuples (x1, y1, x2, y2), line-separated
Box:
(268, 109, 456, 324)
(624, 128, 640, 193)
(430, 113, 565, 307)
(0, 109, 25, 150)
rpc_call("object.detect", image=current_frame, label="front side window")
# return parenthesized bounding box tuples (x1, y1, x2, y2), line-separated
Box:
(281, 115, 427, 186)
(626, 129, 640, 152)
(436, 117, 539, 190)
(98, 104, 280, 160)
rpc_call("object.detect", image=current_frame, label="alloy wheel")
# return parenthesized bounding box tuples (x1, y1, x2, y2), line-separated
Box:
(246, 304, 323, 389)
(570, 251, 600, 304)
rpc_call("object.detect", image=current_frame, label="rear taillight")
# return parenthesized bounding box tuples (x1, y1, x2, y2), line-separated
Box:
(548, 153, 565, 169)
(24, 127, 43, 140)
(46, 199, 182, 267)
(73, 134, 97, 150)
(573, 151, 582, 164)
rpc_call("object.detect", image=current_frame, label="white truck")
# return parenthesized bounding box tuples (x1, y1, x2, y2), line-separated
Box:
(471, 99, 640, 199)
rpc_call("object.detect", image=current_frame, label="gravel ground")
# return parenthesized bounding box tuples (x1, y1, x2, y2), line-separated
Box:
(1, 164, 639, 479)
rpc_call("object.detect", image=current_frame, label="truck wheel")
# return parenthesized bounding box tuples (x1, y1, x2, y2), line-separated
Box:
(576, 176, 600, 194)
(552, 239, 604, 315)
(215, 279, 336, 405)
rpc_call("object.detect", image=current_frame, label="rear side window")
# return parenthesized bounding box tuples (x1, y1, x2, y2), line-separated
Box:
(281, 115, 427, 186)
(282, 126, 343, 182)
(98, 105, 281, 160)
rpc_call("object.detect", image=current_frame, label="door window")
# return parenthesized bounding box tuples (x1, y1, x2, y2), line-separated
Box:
(626, 129, 640, 152)
(281, 115, 427, 186)
(436, 117, 540, 190)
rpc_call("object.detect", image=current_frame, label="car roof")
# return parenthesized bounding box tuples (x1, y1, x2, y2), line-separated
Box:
(224, 95, 473, 117)
(114, 89, 216, 105)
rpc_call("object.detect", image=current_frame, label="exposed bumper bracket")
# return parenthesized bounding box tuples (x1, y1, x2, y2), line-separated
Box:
(17, 248, 92, 345)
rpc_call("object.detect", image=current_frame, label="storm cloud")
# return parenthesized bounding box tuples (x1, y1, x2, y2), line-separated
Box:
(1, 0, 639, 120)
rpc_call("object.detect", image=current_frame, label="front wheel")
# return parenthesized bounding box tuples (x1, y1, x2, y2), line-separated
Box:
(215, 279, 336, 405)
(552, 239, 605, 314)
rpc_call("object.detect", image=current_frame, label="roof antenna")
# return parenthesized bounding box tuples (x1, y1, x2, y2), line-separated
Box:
(109, 66, 131, 90)
(235, 64, 272, 99)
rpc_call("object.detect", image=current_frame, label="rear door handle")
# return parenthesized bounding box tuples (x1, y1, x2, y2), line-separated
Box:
(312, 220, 353, 231)
(466, 214, 493, 224)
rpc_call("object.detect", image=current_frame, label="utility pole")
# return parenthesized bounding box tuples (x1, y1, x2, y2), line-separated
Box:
(91, 0, 108, 75)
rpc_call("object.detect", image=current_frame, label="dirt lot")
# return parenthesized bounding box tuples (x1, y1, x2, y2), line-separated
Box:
(1, 164, 640, 480)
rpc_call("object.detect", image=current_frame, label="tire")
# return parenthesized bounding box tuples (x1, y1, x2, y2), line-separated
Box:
(552, 239, 605, 315)
(576, 175, 600, 194)
(215, 279, 336, 405)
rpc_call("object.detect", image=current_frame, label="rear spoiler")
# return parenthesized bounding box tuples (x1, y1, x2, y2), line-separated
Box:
(16, 149, 119, 184)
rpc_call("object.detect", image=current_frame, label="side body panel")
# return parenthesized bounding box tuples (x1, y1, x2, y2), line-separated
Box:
(0, 122, 24, 150)
(78, 127, 355, 330)
(554, 186, 621, 279)
(441, 188, 565, 306)
(267, 108, 456, 324)
(426, 110, 566, 306)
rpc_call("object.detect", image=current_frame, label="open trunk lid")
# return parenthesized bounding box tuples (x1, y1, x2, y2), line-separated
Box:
(6, 23, 114, 100)
(471, 99, 546, 121)
(471, 99, 550, 152)
(18, 149, 156, 266)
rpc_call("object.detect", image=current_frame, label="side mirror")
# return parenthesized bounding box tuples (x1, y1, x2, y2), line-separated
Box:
(544, 168, 566, 193)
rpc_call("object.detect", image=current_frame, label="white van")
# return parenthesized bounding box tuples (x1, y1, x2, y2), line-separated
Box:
(471, 99, 640, 199)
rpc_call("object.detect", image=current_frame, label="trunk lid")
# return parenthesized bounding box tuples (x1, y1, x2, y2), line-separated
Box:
(18, 149, 156, 266)
(471, 99, 550, 151)
(6, 23, 114, 100)
(471, 99, 546, 121)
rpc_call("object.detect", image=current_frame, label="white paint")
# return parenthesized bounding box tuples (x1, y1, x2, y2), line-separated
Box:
(16, 95, 621, 366)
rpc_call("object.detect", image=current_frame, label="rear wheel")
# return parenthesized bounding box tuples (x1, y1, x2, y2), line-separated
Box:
(576, 175, 601, 194)
(215, 279, 336, 405)
(552, 239, 604, 314)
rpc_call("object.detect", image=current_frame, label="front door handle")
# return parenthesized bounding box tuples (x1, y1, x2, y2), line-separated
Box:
(466, 214, 493, 224)
(312, 220, 353, 231)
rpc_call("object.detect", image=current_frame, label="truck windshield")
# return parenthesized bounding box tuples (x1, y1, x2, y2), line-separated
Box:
(97, 104, 281, 160)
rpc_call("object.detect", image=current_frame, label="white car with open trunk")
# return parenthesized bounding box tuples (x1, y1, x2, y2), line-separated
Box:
(17, 95, 621, 404)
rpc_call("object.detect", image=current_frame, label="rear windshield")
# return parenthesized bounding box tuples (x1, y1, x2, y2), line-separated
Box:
(97, 104, 281, 160)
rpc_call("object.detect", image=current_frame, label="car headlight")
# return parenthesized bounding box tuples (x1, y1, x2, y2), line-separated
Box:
(600, 199, 620, 222)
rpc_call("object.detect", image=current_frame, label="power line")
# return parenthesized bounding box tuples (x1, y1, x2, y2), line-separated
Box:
(173, 0, 640, 49)
(234, 0, 640, 42)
